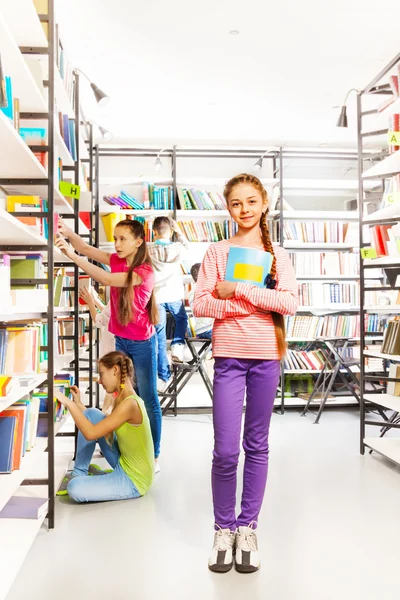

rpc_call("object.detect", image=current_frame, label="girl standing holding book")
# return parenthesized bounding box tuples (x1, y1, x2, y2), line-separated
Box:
(56, 219, 162, 465)
(193, 174, 298, 574)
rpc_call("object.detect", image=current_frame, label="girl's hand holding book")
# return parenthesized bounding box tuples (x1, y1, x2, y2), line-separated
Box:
(57, 216, 74, 238)
(55, 235, 76, 259)
(215, 281, 237, 299)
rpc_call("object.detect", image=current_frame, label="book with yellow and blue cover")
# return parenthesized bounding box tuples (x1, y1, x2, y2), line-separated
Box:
(225, 247, 273, 288)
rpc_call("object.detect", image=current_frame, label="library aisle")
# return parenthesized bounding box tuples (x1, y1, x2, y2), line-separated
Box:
(6, 408, 400, 600)
(2, 0, 400, 599)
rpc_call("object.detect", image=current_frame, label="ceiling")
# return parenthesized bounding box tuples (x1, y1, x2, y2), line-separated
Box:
(56, 0, 400, 148)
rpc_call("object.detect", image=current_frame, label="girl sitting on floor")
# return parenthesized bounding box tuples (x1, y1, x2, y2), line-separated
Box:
(55, 351, 154, 503)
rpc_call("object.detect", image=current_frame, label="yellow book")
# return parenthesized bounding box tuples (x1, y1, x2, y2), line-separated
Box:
(6, 196, 41, 212)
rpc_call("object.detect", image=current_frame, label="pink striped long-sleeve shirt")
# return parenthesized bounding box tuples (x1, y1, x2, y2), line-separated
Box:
(193, 239, 298, 360)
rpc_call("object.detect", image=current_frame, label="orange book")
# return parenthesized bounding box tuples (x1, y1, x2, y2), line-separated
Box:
(2, 409, 25, 470)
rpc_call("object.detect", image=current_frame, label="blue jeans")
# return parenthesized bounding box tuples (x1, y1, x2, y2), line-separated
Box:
(115, 334, 162, 458)
(155, 301, 188, 381)
(68, 408, 141, 503)
(197, 329, 212, 340)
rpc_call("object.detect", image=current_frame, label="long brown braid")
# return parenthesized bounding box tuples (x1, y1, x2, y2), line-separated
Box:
(224, 173, 287, 358)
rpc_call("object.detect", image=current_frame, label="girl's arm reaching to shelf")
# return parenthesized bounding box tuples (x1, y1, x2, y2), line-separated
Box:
(54, 389, 140, 441)
(55, 237, 143, 288)
(58, 217, 112, 266)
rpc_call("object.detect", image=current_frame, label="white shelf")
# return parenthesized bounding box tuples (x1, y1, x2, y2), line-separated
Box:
(176, 210, 230, 218)
(298, 306, 359, 312)
(364, 394, 400, 412)
(0, 436, 73, 600)
(100, 177, 173, 186)
(0, 0, 48, 47)
(363, 203, 400, 224)
(176, 177, 277, 186)
(364, 255, 400, 267)
(279, 210, 358, 221)
(363, 437, 400, 467)
(284, 241, 356, 250)
(365, 306, 400, 314)
(283, 178, 379, 191)
(278, 395, 358, 407)
(0, 113, 74, 213)
(0, 374, 48, 414)
(362, 150, 400, 179)
(296, 275, 359, 281)
(362, 97, 400, 134)
(99, 206, 173, 217)
(0, 13, 46, 112)
(364, 349, 400, 362)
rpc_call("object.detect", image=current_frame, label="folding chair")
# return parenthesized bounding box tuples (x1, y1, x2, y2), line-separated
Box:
(159, 337, 213, 415)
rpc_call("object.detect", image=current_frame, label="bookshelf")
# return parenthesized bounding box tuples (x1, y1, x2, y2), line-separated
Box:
(0, 2, 95, 594)
(358, 52, 400, 467)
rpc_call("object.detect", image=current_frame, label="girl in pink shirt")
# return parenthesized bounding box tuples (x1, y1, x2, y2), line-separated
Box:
(193, 174, 298, 574)
(56, 219, 162, 462)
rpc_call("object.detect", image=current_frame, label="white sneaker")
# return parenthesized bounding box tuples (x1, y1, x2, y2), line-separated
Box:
(171, 343, 184, 363)
(235, 525, 260, 573)
(157, 377, 171, 393)
(208, 528, 235, 573)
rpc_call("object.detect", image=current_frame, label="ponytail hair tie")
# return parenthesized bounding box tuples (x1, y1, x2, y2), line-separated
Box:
(264, 273, 276, 290)
(120, 383, 125, 389)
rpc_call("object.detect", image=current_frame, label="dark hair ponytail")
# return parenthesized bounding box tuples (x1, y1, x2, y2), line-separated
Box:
(224, 174, 287, 358)
(115, 220, 159, 326)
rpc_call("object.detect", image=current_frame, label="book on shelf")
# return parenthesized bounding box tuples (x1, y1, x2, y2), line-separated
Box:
(0, 52, 6, 108)
(0, 75, 13, 121)
(0, 415, 16, 473)
(381, 317, 400, 354)
(0, 496, 49, 520)
(282, 221, 357, 244)
(284, 349, 326, 372)
(19, 127, 47, 168)
(289, 252, 359, 277)
(177, 219, 237, 242)
(387, 364, 400, 395)
(0, 375, 15, 396)
(367, 221, 400, 258)
(286, 314, 385, 340)
(225, 247, 272, 288)
(176, 187, 226, 210)
(297, 282, 359, 307)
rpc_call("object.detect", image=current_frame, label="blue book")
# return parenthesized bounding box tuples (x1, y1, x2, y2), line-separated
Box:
(225, 246, 273, 288)
(0, 76, 13, 120)
(0, 416, 16, 473)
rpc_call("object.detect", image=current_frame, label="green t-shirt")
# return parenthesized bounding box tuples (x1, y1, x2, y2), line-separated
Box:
(115, 396, 154, 495)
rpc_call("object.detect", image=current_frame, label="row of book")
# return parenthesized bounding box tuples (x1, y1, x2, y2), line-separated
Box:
(0, 372, 73, 474)
(58, 112, 78, 161)
(177, 220, 238, 243)
(288, 252, 360, 277)
(284, 349, 326, 372)
(176, 188, 227, 211)
(103, 186, 175, 211)
(368, 223, 400, 257)
(0, 319, 89, 375)
(286, 314, 386, 339)
(282, 221, 356, 244)
(297, 282, 359, 307)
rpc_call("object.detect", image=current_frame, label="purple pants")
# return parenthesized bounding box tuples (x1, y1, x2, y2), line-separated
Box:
(212, 357, 280, 531)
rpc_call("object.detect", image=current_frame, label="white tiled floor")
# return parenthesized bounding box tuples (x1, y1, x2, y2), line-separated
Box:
(6, 408, 400, 600)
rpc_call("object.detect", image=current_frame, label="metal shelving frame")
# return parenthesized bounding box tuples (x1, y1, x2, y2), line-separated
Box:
(358, 53, 400, 461)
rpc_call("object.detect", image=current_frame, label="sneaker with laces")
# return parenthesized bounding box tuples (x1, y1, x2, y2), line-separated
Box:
(157, 377, 172, 394)
(88, 464, 112, 476)
(171, 343, 184, 363)
(208, 528, 235, 573)
(235, 524, 260, 573)
(56, 471, 76, 496)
